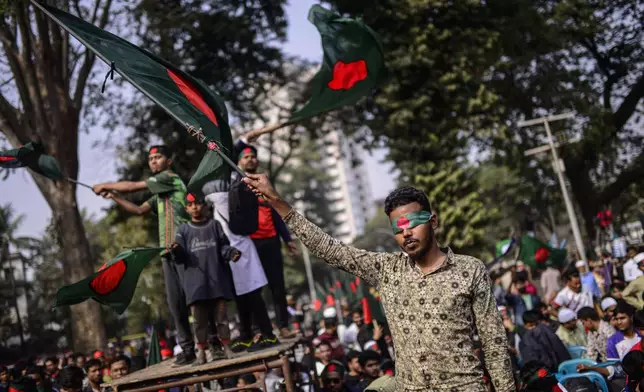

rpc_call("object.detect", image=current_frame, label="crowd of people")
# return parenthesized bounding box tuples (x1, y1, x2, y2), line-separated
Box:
(4, 131, 644, 392)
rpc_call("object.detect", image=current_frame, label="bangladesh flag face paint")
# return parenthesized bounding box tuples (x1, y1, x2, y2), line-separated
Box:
(54, 248, 163, 314)
(391, 211, 432, 234)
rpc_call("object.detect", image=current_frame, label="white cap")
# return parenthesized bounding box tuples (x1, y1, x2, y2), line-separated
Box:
(575, 260, 587, 268)
(601, 297, 618, 311)
(323, 307, 337, 319)
(363, 340, 378, 351)
(558, 308, 577, 324)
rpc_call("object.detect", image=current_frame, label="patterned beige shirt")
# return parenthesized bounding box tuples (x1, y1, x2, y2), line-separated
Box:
(284, 210, 515, 392)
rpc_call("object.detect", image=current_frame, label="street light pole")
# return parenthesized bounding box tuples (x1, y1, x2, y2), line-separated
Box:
(519, 112, 587, 262)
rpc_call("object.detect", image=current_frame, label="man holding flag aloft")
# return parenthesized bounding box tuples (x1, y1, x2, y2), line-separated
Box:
(93, 146, 196, 365)
(242, 174, 514, 391)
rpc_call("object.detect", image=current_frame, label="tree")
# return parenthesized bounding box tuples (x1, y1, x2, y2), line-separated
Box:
(0, 0, 126, 350)
(322, 0, 643, 248)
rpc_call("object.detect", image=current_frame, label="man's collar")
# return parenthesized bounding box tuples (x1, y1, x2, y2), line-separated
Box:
(408, 247, 454, 273)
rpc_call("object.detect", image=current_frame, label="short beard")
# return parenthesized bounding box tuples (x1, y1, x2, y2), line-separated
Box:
(406, 228, 434, 261)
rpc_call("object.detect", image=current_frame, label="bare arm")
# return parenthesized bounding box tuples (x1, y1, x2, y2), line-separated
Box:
(105, 192, 152, 216)
(93, 180, 148, 194)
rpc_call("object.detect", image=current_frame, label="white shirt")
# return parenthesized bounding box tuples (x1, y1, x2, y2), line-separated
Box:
(553, 286, 594, 312)
(623, 256, 644, 282)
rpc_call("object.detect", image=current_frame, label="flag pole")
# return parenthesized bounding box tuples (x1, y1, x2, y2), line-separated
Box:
(242, 120, 294, 142)
(31, 0, 244, 177)
(66, 177, 93, 190)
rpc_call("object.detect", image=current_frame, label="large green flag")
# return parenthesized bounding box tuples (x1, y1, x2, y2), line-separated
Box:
(290, 5, 386, 122)
(518, 235, 568, 269)
(54, 248, 163, 314)
(0, 141, 62, 180)
(146, 327, 162, 366)
(33, 2, 234, 187)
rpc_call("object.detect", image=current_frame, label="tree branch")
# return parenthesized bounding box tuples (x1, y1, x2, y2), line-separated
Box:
(0, 93, 24, 142)
(73, 0, 113, 109)
(0, 21, 33, 118)
(612, 73, 644, 131)
(599, 155, 644, 206)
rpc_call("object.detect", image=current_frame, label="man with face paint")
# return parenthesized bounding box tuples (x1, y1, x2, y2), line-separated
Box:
(241, 175, 514, 392)
(92, 146, 196, 365)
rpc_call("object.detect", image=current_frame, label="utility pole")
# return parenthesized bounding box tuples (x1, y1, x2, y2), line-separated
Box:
(519, 112, 587, 262)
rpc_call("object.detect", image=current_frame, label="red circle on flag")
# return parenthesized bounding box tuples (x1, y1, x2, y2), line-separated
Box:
(535, 248, 550, 263)
(90, 260, 127, 295)
(327, 60, 368, 91)
(397, 216, 410, 230)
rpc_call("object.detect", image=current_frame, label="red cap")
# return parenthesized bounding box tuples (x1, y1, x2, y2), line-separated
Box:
(93, 351, 104, 359)
(160, 349, 172, 357)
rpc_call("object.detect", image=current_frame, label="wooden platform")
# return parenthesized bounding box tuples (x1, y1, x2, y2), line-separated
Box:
(102, 339, 303, 392)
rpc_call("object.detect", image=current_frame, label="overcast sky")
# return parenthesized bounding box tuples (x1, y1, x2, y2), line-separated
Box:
(0, 0, 396, 238)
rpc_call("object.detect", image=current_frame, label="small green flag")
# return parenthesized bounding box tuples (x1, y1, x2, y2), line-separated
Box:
(518, 235, 567, 269)
(146, 327, 162, 366)
(495, 238, 512, 258)
(0, 141, 62, 180)
(290, 5, 386, 122)
(54, 248, 163, 314)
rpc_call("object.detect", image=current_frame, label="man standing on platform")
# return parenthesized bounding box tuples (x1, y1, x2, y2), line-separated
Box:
(235, 140, 299, 338)
(93, 146, 195, 365)
(241, 173, 515, 392)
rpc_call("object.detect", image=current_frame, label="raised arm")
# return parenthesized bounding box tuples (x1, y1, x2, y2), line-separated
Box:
(242, 173, 393, 287)
(93, 180, 148, 194)
(471, 262, 515, 392)
(103, 192, 152, 216)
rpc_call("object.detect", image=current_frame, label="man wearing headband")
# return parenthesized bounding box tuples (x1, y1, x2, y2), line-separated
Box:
(92, 146, 195, 365)
(234, 139, 299, 339)
(241, 174, 514, 392)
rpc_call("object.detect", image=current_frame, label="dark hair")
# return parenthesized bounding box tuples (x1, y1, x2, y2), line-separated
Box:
(26, 366, 44, 377)
(358, 350, 381, 367)
(148, 145, 171, 158)
(0, 365, 6, 373)
(612, 281, 626, 291)
(45, 357, 59, 366)
(111, 355, 131, 370)
(577, 307, 600, 321)
(72, 352, 85, 361)
(536, 302, 548, 311)
(84, 359, 102, 373)
(615, 300, 636, 318)
(633, 310, 644, 330)
(239, 373, 256, 385)
(316, 341, 332, 350)
(346, 350, 360, 362)
(59, 366, 84, 390)
(384, 186, 431, 216)
(563, 267, 580, 281)
(513, 276, 527, 284)
(522, 310, 542, 325)
(622, 350, 644, 382)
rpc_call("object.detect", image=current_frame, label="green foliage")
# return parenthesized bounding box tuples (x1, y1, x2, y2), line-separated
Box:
(323, 0, 643, 252)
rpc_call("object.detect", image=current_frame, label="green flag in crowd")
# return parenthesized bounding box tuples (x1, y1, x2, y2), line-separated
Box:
(0, 141, 62, 180)
(33, 2, 234, 189)
(289, 5, 386, 122)
(54, 248, 163, 314)
(518, 235, 567, 269)
(146, 327, 162, 366)
(495, 238, 513, 258)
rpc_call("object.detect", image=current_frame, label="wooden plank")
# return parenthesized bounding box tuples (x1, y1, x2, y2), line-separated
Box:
(102, 338, 300, 388)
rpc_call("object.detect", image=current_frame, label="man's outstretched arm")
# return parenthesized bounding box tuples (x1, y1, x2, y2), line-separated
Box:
(242, 173, 394, 287)
(103, 192, 152, 216)
(93, 180, 148, 194)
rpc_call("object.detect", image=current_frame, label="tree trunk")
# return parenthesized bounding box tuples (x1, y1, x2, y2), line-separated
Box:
(49, 180, 107, 352)
(565, 158, 598, 246)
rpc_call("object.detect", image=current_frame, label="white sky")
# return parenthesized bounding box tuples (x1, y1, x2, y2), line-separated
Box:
(0, 0, 396, 238)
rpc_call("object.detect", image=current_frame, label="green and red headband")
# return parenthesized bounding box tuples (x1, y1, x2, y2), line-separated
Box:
(149, 146, 170, 158)
(390, 211, 432, 234)
(238, 146, 257, 161)
(186, 193, 203, 203)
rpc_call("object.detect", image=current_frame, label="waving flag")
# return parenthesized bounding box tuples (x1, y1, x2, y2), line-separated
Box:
(146, 327, 162, 366)
(32, 1, 237, 182)
(290, 5, 386, 122)
(54, 248, 163, 314)
(0, 141, 62, 180)
(518, 235, 567, 269)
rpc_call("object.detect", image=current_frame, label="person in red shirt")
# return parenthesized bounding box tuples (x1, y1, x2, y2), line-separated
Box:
(235, 140, 298, 339)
